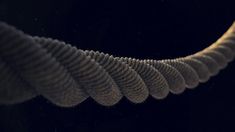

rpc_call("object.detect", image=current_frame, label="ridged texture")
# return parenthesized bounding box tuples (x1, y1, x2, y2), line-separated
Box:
(144, 60, 186, 94)
(189, 54, 220, 76)
(207, 45, 234, 62)
(33, 37, 122, 106)
(84, 51, 149, 103)
(119, 57, 169, 99)
(177, 57, 210, 83)
(0, 22, 87, 107)
(198, 50, 228, 69)
(159, 59, 200, 89)
(0, 21, 235, 107)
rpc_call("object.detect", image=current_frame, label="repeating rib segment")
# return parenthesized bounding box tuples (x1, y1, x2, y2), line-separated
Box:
(159, 59, 200, 89)
(0, 21, 235, 107)
(206, 44, 234, 62)
(119, 57, 170, 99)
(0, 22, 87, 107)
(84, 50, 149, 103)
(144, 60, 186, 94)
(177, 57, 210, 83)
(216, 40, 235, 55)
(34, 37, 122, 106)
(189, 55, 220, 76)
(198, 50, 228, 69)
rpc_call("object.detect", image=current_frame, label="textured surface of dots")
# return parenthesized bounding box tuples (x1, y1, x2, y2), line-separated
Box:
(177, 57, 210, 83)
(190, 54, 220, 76)
(145, 60, 186, 94)
(84, 51, 149, 103)
(34, 37, 122, 106)
(159, 59, 200, 89)
(119, 58, 170, 99)
(0, 21, 235, 107)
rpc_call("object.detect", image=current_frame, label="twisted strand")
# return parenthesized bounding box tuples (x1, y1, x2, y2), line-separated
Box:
(0, 21, 235, 107)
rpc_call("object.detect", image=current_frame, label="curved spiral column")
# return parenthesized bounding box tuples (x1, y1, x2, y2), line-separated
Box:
(0, 21, 234, 107)
(118, 57, 170, 99)
(34, 37, 123, 106)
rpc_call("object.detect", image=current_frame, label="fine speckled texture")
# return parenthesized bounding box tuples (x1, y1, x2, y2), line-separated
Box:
(0, 21, 235, 107)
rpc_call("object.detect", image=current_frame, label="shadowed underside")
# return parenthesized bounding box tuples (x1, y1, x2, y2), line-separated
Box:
(0, 21, 234, 107)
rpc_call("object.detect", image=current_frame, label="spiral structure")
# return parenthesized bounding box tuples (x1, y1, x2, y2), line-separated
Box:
(0, 21, 234, 107)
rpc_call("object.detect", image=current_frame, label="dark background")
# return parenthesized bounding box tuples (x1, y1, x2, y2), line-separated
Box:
(0, 0, 235, 131)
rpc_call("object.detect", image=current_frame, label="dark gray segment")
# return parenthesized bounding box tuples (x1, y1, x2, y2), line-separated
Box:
(85, 51, 149, 104)
(160, 59, 200, 89)
(0, 22, 87, 107)
(178, 57, 210, 83)
(208, 45, 234, 62)
(216, 40, 235, 56)
(34, 37, 122, 106)
(0, 57, 37, 104)
(200, 50, 228, 69)
(190, 55, 220, 76)
(145, 60, 186, 94)
(120, 57, 169, 99)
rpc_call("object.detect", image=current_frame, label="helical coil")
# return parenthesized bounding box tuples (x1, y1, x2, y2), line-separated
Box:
(0, 21, 234, 107)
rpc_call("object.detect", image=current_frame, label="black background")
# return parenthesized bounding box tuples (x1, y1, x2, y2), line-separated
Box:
(0, 0, 235, 131)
